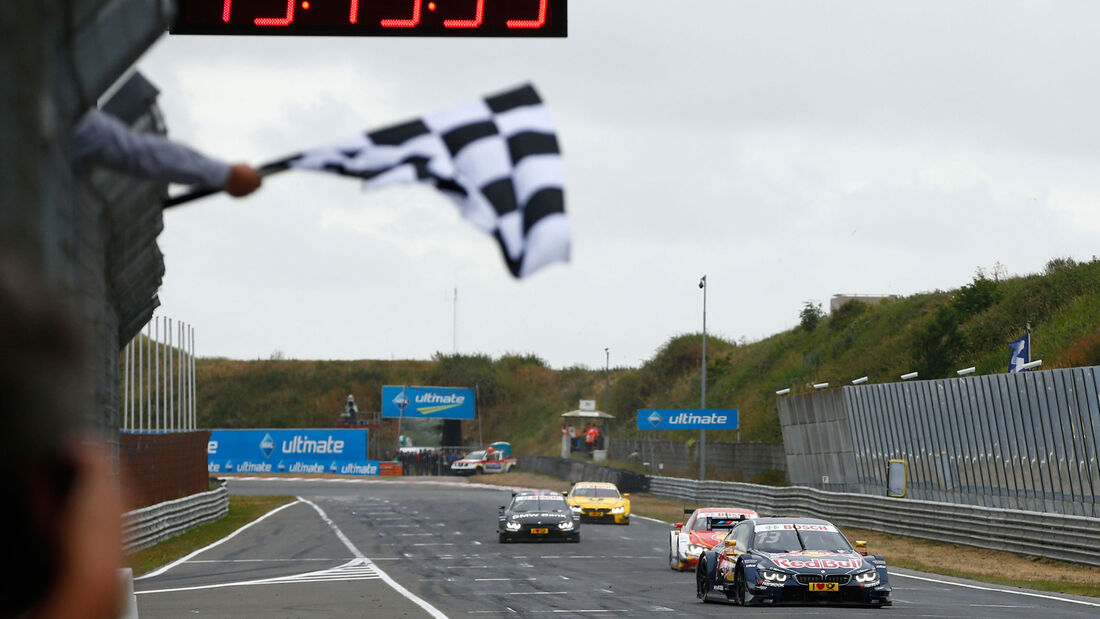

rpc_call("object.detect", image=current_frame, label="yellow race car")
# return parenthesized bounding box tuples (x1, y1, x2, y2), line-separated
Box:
(565, 481, 630, 524)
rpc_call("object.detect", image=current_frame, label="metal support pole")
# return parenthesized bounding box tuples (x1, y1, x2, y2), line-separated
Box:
(604, 348, 610, 411)
(700, 275, 707, 481)
(167, 318, 171, 430)
(191, 326, 196, 430)
(476, 383, 484, 448)
(154, 316, 160, 432)
(123, 341, 130, 430)
(143, 322, 149, 431)
(183, 322, 188, 428)
(190, 325, 196, 430)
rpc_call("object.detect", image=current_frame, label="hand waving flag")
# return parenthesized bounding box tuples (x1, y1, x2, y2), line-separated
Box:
(290, 84, 569, 278)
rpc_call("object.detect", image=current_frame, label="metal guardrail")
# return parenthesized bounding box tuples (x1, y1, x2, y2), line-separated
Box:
(647, 476, 1100, 567)
(122, 484, 229, 552)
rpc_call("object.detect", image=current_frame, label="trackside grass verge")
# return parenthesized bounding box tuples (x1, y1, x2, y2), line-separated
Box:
(472, 472, 1100, 598)
(127, 495, 297, 577)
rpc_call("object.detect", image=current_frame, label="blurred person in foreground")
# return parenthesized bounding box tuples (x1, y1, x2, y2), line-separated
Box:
(0, 258, 125, 619)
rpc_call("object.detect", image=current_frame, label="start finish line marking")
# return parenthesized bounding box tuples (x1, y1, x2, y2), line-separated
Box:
(135, 496, 449, 619)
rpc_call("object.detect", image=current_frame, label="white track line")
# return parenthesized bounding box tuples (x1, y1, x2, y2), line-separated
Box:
(136, 558, 381, 595)
(891, 572, 1100, 608)
(632, 514, 670, 525)
(297, 496, 449, 619)
(136, 499, 303, 580)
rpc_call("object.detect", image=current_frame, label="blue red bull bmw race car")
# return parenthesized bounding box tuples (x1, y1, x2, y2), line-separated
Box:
(695, 517, 891, 607)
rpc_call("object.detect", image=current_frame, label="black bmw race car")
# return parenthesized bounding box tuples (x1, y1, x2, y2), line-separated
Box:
(499, 490, 580, 543)
(696, 517, 891, 606)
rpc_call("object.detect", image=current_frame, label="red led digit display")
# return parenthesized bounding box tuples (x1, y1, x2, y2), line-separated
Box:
(174, 0, 567, 37)
(380, 0, 421, 27)
(253, 0, 296, 26)
(443, 0, 483, 28)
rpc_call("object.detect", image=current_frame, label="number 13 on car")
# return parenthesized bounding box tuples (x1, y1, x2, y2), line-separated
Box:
(173, 0, 567, 37)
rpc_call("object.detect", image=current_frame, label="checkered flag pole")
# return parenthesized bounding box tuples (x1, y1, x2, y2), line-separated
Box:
(165, 84, 570, 278)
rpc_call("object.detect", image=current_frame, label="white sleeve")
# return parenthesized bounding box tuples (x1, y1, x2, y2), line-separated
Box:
(72, 109, 231, 188)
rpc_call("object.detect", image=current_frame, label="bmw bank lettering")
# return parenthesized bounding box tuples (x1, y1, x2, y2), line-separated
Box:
(207, 429, 380, 475)
(637, 409, 739, 430)
(382, 385, 476, 419)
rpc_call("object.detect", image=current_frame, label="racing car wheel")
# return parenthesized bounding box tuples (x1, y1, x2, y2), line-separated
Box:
(695, 558, 715, 603)
(735, 563, 756, 605)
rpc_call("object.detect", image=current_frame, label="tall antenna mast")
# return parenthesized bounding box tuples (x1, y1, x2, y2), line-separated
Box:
(452, 286, 458, 354)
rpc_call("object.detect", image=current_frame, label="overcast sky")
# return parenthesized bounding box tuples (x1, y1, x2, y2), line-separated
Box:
(137, 1, 1100, 369)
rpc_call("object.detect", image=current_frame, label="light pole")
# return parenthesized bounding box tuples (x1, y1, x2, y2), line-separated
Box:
(699, 275, 707, 481)
(604, 347, 610, 411)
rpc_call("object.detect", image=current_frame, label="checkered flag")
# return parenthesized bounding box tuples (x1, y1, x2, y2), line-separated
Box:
(289, 84, 569, 278)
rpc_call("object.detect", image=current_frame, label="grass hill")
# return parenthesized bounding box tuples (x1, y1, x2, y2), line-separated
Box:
(192, 257, 1100, 455)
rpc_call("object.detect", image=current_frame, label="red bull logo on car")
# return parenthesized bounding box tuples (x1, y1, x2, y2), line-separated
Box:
(772, 556, 862, 570)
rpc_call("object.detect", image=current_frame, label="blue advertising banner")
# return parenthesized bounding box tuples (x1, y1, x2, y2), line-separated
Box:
(207, 429, 378, 475)
(382, 385, 476, 419)
(637, 409, 739, 430)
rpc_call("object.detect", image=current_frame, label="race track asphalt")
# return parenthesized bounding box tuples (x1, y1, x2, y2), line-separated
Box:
(135, 478, 1100, 618)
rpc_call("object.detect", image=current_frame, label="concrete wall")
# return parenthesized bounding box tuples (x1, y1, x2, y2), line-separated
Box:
(607, 438, 786, 483)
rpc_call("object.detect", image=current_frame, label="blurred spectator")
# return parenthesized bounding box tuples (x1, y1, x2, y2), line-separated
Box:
(0, 257, 124, 618)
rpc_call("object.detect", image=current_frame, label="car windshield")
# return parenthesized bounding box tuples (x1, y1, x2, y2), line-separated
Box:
(511, 496, 568, 512)
(573, 486, 619, 498)
(464, 451, 485, 460)
(753, 526, 853, 553)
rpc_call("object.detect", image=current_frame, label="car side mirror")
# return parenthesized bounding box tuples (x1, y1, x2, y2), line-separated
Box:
(723, 539, 737, 548)
(673, 523, 683, 530)
(622, 493, 630, 497)
(561, 491, 568, 496)
(499, 506, 506, 511)
(855, 540, 868, 556)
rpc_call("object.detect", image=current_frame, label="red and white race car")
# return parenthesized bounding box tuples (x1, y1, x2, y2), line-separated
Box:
(669, 507, 758, 571)
(450, 448, 517, 475)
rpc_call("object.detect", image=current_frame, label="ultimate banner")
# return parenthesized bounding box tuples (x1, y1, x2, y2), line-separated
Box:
(637, 409, 739, 431)
(382, 385, 476, 419)
(207, 429, 379, 475)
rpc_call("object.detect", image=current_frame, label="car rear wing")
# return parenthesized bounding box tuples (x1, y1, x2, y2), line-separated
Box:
(702, 514, 750, 529)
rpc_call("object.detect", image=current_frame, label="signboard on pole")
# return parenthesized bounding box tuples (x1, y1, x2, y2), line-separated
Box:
(382, 385, 476, 419)
(637, 409, 739, 431)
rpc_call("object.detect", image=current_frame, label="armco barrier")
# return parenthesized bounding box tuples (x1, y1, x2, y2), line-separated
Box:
(518, 456, 649, 494)
(122, 485, 229, 553)
(647, 476, 1100, 567)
